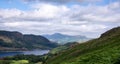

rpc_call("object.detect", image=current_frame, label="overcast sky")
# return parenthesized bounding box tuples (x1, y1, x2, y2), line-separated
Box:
(0, 0, 120, 38)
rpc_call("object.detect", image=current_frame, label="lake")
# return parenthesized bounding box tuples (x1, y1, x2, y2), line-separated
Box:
(0, 50, 49, 58)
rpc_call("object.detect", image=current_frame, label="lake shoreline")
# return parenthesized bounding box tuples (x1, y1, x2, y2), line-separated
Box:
(0, 46, 51, 51)
(0, 50, 49, 58)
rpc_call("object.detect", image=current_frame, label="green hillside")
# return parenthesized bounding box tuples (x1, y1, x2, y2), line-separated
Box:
(0, 30, 58, 50)
(46, 27, 120, 64)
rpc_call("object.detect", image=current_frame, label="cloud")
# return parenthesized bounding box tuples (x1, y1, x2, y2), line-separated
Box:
(0, 9, 22, 19)
(0, 1, 120, 38)
(22, 0, 102, 4)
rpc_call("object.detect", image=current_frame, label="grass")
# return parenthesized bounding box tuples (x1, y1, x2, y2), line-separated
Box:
(0, 60, 29, 64)
(46, 27, 120, 64)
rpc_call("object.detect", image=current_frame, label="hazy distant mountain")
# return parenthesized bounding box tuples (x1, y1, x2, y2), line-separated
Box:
(43, 33, 90, 44)
(0, 30, 58, 51)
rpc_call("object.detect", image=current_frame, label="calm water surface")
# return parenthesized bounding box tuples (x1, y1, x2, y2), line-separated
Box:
(0, 50, 49, 58)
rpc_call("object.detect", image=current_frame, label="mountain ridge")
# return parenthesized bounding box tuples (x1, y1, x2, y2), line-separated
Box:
(0, 30, 58, 51)
(43, 33, 89, 44)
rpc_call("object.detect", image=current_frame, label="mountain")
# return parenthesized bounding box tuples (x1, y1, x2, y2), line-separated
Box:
(46, 27, 120, 64)
(0, 30, 58, 51)
(43, 33, 89, 44)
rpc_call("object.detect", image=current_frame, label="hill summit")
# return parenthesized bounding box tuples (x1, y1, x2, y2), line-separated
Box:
(100, 27, 120, 38)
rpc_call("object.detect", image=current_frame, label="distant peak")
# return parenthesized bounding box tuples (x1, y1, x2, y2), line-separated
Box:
(53, 33, 63, 35)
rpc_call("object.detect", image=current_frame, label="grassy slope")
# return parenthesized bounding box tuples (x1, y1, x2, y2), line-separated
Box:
(49, 42, 78, 54)
(46, 27, 120, 64)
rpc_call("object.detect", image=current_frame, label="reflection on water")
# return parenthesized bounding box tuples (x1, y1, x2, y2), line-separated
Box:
(0, 50, 49, 58)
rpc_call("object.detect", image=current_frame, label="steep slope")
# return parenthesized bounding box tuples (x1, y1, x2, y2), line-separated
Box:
(43, 33, 89, 44)
(46, 27, 120, 64)
(0, 30, 58, 51)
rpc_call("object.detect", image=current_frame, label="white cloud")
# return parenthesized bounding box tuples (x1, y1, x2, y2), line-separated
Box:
(0, 1, 120, 38)
(22, 0, 102, 4)
(0, 9, 22, 18)
(30, 3, 69, 19)
(109, 1, 120, 9)
(3, 21, 52, 27)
